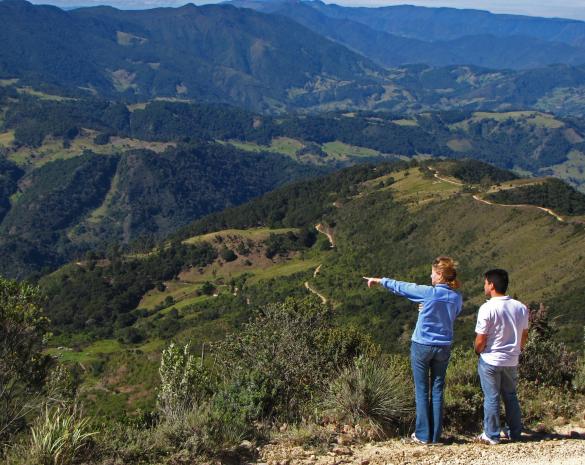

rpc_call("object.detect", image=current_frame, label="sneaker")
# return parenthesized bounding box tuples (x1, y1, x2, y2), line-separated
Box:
(410, 432, 428, 445)
(475, 432, 500, 445)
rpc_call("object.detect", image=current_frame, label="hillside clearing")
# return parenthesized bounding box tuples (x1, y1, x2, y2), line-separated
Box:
(183, 227, 299, 245)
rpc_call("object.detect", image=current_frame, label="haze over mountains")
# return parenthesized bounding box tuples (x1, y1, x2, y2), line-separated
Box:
(4, 0, 585, 113)
(232, 0, 585, 69)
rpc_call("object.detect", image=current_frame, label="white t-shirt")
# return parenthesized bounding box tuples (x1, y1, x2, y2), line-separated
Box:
(475, 296, 529, 367)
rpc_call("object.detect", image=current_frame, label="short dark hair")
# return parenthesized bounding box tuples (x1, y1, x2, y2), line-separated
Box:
(484, 269, 509, 294)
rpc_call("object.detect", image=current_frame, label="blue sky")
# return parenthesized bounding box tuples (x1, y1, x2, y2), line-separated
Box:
(27, 0, 585, 21)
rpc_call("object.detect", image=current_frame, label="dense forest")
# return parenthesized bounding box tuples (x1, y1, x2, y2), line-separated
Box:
(0, 141, 322, 278)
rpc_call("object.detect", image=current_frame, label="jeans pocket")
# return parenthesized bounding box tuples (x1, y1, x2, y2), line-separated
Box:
(435, 345, 451, 362)
(411, 341, 433, 361)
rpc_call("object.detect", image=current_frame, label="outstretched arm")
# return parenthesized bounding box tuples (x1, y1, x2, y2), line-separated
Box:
(363, 277, 432, 303)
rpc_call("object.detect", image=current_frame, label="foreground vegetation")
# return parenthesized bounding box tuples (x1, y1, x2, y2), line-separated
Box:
(1, 276, 584, 465)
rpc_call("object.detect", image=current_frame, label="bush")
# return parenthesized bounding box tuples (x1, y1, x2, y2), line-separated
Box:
(443, 349, 483, 432)
(325, 355, 413, 435)
(219, 246, 237, 262)
(157, 343, 213, 421)
(93, 133, 111, 145)
(520, 336, 577, 386)
(201, 281, 215, 296)
(573, 359, 585, 393)
(213, 297, 377, 422)
(519, 304, 577, 387)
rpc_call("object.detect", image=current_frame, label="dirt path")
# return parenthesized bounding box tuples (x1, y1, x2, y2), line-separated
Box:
(316, 223, 335, 247)
(305, 263, 327, 304)
(472, 194, 566, 223)
(430, 169, 568, 223)
(433, 172, 465, 186)
(260, 435, 585, 465)
(304, 281, 328, 304)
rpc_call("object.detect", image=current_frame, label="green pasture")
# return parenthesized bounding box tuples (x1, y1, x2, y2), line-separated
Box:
(183, 227, 299, 245)
(452, 111, 564, 130)
(8, 133, 174, 167)
(446, 138, 472, 152)
(45, 339, 123, 364)
(391, 118, 418, 126)
(322, 141, 382, 159)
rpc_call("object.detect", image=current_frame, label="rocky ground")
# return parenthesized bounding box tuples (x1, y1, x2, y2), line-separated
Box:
(258, 428, 585, 465)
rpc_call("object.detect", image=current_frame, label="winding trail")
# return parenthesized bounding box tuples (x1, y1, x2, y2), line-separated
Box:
(431, 168, 569, 223)
(304, 227, 334, 304)
(304, 281, 328, 304)
(315, 223, 335, 248)
(472, 194, 566, 223)
(304, 263, 327, 304)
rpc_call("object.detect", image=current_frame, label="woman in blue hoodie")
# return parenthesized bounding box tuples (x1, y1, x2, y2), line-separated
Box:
(364, 256, 462, 444)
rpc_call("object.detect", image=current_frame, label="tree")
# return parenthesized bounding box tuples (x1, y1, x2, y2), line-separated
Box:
(0, 277, 51, 441)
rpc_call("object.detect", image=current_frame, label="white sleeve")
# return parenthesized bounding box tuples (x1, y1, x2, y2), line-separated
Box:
(475, 304, 491, 335)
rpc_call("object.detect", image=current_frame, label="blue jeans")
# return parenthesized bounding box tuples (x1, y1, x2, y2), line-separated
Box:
(410, 341, 451, 443)
(478, 358, 522, 441)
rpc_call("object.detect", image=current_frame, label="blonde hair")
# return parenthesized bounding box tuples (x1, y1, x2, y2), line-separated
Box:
(433, 256, 461, 289)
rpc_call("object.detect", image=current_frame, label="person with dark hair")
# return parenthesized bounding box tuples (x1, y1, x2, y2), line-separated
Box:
(364, 256, 463, 444)
(474, 269, 529, 445)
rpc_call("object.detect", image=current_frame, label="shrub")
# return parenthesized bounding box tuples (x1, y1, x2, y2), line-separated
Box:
(443, 349, 483, 431)
(27, 406, 96, 465)
(325, 355, 413, 435)
(201, 281, 215, 296)
(519, 304, 577, 387)
(93, 133, 111, 145)
(157, 343, 214, 421)
(213, 297, 377, 422)
(520, 336, 577, 386)
(0, 277, 52, 442)
(153, 400, 253, 459)
(573, 359, 585, 393)
(219, 246, 237, 262)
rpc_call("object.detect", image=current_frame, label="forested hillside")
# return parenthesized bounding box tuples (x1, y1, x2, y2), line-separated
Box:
(0, 0, 383, 112)
(3, 91, 585, 277)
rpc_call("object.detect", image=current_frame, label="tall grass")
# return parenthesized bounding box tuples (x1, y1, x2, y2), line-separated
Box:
(28, 407, 96, 465)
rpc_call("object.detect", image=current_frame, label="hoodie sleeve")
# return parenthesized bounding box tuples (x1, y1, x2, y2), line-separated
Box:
(380, 278, 433, 303)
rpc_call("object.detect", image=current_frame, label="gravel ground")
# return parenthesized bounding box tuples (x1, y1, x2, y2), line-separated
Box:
(259, 435, 585, 465)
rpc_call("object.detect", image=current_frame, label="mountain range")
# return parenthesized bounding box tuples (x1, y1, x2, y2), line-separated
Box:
(4, 0, 585, 113)
(232, 0, 585, 70)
